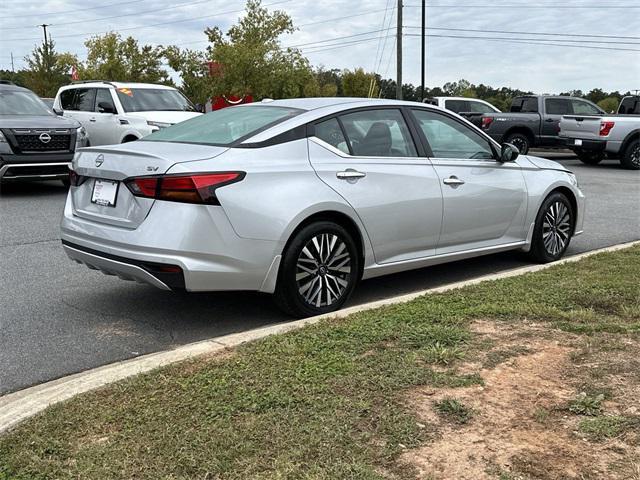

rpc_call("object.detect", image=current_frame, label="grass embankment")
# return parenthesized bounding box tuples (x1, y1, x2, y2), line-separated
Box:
(1, 246, 639, 479)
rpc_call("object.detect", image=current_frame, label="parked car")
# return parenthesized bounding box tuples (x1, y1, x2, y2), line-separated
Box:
(53, 81, 201, 146)
(423, 96, 500, 121)
(470, 95, 604, 154)
(0, 83, 88, 187)
(559, 95, 640, 169)
(61, 98, 584, 317)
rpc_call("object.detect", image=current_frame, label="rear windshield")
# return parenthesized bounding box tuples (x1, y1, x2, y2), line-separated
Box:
(0, 90, 53, 116)
(144, 106, 302, 146)
(116, 88, 197, 112)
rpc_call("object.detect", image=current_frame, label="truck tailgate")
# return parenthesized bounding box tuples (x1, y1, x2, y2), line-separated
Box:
(559, 115, 602, 140)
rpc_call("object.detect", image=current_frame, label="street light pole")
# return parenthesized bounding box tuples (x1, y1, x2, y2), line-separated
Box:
(39, 24, 50, 45)
(396, 0, 403, 100)
(420, 0, 426, 101)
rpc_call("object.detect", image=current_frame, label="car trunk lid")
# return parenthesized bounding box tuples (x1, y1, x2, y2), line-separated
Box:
(559, 115, 602, 141)
(70, 141, 227, 229)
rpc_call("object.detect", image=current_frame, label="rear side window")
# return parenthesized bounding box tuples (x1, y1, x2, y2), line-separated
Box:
(444, 99, 468, 113)
(511, 97, 538, 113)
(144, 106, 301, 146)
(74, 89, 96, 112)
(545, 98, 571, 115)
(314, 118, 349, 154)
(59, 89, 76, 110)
(338, 109, 418, 157)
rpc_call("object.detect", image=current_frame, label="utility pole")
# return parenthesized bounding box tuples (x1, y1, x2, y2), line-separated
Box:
(10, 52, 15, 72)
(39, 24, 50, 45)
(396, 0, 403, 100)
(420, 0, 426, 101)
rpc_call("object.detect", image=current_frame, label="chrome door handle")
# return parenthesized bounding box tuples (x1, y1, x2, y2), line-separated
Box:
(89, 118, 96, 122)
(336, 169, 366, 180)
(443, 176, 465, 186)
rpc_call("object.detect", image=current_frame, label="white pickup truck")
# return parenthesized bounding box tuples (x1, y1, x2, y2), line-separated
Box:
(559, 95, 640, 170)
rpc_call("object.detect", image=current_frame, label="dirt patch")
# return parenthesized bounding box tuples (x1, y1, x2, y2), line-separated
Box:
(401, 321, 637, 480)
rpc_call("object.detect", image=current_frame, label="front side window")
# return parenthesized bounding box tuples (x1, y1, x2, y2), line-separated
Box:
(339, 109, 417, 157)
(75, 89, 96, 112)
(545, 98, 571, 115)
(570, 100, 601, 115)
(314, 118, 350, 154)
(95, 89, 116, 113)
(144, 106, 301, 146)
(412, 109, 494, 160)
(0, 90, 53, 116)
(468, 100, 497, 113)
(116, 88, 196, 113)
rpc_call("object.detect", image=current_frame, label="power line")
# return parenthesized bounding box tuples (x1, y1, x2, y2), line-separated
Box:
(405, 4, 640, 8)
(0, 0, 148, 19)
(2, 0, 292, 42)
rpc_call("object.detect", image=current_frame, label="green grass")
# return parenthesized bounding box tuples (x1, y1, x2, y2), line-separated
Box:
(578, 416, 631, 441)
(568, 392, 606, 416)
(1, 246, 639, 480)
(434, 398, 474, 424)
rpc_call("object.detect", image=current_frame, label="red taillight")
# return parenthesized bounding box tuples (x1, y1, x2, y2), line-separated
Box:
(481, 117, 494, 129)
(599, 121, 615, 136)
(125, 172, 244, 205)
(68, 169, 87, 186)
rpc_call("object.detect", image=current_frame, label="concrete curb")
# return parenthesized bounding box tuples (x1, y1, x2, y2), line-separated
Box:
(1, 240, 638, 434)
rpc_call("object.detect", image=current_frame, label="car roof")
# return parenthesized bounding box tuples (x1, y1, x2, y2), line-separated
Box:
(240, 97, 426, 112)
(0, 83, 31, 93)
(434, 96, 488, 102)
(59, 81, 177, 90)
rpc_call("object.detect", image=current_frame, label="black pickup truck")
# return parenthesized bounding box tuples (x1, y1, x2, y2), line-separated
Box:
(0, 82, 88, 187)
(470, 95, 604, 154)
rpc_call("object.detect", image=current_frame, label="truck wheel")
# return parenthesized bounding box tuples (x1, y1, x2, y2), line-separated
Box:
(576, 149, 604, 165)
(504, 133, 530, 155)
(620, 139, 640, 170)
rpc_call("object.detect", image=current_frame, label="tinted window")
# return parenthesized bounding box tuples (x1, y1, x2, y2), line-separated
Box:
(314, 118, 349, 154)
(95, 89, 115, 113)
(545, 98, 571, 115)
(468, 100, 497, 113)
(511, 97, 538, 113)
(619, 96, 640, 114)
(444, 99, 468, 113)
(59, 89, 76, 110)
(339, 109, 417, 157)
(116, 88, 196, 112)
(412, 109, 494, 160)
(144, 106, 300, 146)
(74, 88, 96, 112)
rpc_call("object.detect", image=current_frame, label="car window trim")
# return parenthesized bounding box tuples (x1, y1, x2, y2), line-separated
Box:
(407, 107, 500, 161)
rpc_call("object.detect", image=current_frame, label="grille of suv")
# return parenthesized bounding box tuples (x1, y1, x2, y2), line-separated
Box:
(12, 130, 72, 152)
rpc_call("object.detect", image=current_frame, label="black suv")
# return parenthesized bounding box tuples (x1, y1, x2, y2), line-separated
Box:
(0, 82, 88, 187)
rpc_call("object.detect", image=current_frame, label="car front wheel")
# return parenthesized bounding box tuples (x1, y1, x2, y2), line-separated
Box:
(274, 221, 360, 317)
(528, 192, 574, 263)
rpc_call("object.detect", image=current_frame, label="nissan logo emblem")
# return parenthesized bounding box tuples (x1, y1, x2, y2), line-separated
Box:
(39, 132, 51, 144)
(95, 154, 105, 167)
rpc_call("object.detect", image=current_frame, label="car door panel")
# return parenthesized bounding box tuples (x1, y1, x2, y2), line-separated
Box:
(91, 89, 122, 145)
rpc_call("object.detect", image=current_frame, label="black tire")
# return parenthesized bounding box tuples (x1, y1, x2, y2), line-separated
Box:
(528, 192, 574, 263)
(575, 149, 604, 165)
(504, 132, 530, 155)
(274, 221, 360, 318)
(620, 139, 640, 170)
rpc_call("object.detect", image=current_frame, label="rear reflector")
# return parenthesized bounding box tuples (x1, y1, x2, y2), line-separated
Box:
(599, 121, 615, 137)
(124, 172, 245, 205)
(481, 117, 494, 129)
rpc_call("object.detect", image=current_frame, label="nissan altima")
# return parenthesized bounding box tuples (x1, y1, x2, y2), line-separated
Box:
(61, 98, 585, 317)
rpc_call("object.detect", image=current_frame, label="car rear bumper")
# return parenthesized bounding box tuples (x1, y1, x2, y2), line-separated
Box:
(564, 138, 606, 152)
(0, 152, 73, 181)
(60, 194, 284, 293)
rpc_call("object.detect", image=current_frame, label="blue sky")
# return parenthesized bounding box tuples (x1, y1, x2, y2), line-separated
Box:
(1, 0, 638, 93)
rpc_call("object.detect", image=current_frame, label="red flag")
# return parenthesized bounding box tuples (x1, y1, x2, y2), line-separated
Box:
(71, 65, 79, 81)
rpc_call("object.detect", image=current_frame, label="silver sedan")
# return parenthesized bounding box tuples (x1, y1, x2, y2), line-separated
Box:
(61, 98, 585, 317)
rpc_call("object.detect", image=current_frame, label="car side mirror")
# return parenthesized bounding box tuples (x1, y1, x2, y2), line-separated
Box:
(499, 143, 519, 163)
(98, 102, 116, 114)
(53, 107, 64, 116)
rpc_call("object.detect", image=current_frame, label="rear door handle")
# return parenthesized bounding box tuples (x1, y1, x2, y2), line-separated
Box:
(89, 117, 96, 122)
(544, 118, 555, 123)
(443, 176, 465, 186)
(336, 169, 366, 180)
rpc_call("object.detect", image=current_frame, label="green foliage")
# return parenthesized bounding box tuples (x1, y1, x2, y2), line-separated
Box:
(23, 40, 79, 97)
(434, 398, 473, 424)
(569, 392, 605, 416)
(163, 46, 210, 104)
(597, 97, 619, 114)
(341, 67, 379, 98)
(82, 32, 170, 84)
(204, 0, 312, 99)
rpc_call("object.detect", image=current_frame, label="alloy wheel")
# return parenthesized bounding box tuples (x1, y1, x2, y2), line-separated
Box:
(631, 144, 640, 168)
(295, 233, 351, 307)
(542, 201, 571, 256)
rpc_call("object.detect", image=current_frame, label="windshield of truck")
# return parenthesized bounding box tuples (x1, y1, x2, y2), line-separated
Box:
(0, 90, 53, 115)
(116, 88, 197, 112)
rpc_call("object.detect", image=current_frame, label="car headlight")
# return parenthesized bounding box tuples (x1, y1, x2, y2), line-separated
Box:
(567, 172, 578, 187)
(75, 126, 88, 146)
(147, 121, 172, 129)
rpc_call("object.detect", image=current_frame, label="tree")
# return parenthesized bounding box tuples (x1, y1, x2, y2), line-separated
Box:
(83, 32, 170, 83)
(597, 97, 619, 113)
(204, 0, 312, 99)
(164, 46, 211, 104)
(341, 68, 378, 97)
(23, 40, 78, 97)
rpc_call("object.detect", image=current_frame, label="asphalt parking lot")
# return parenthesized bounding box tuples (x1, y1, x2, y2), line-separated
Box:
(1, 155, 638, 395)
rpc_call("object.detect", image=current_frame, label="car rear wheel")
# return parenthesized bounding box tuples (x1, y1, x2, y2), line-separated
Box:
(274, 221, 360, 318)
(575, 149, 604, 165)
(504, 132, 530, 155)
(620, 139, 640, 170)
(528, 192, 574, 263)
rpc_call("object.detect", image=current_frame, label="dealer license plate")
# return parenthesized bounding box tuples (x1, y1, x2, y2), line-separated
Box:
(91, 179, 119, 207)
